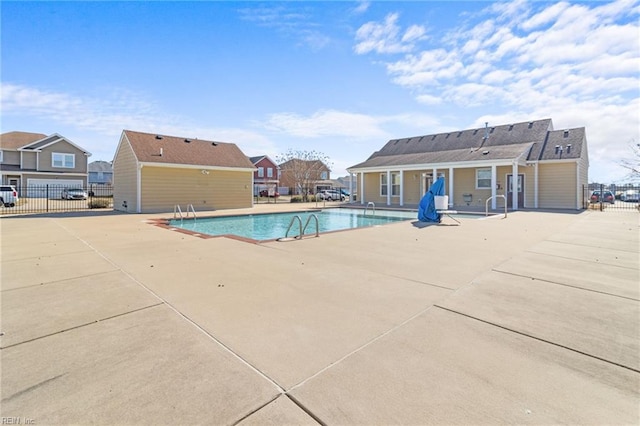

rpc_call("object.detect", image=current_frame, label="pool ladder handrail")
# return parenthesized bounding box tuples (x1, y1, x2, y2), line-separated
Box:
(485, 195, 507, 218)
(283, 214, 319, 240)
(174, 204, 197, 223)
(364, 201, 376, 216)
(302, 214, 319, 237)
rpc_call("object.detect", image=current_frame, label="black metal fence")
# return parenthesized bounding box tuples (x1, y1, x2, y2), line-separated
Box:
(0, 184, 114, 215)
(584, 184, 640, 211)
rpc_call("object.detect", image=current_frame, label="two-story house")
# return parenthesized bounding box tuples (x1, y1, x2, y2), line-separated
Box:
(279, 159, 332, 195)
(0, 131, 91, 198)
(249, 155, 280, 196)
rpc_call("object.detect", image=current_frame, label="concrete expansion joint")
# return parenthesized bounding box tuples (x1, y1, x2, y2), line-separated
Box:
(0, 303, 163, 350)
(492, 269, 640, 302)
(434, 305, 640, 374)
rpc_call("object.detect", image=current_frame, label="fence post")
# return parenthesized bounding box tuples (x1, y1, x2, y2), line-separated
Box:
(599, 183, 604, 211)
(46, 185, 49, 212)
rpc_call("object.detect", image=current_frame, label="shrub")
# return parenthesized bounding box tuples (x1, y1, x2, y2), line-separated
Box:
(88, 198, 111, 209)
(290, 196, 303, 203)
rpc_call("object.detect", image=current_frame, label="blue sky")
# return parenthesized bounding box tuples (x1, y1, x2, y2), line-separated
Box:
(2, 0, 639, 183)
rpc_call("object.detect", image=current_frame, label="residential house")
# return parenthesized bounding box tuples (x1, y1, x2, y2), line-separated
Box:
(112, 130, 255, 213)
(88, 160, 114, 197)
(348, 118, 588, 210)
(249, 155, 280, 196)
(88, 160, 113, 185)
(279, 159, 332, 195)
(0, 131, 91, 198)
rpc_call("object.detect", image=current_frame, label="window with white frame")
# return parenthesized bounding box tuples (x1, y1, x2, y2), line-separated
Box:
(476, 168, 492, 189)
(380, 173, 388, 196)
(267, 167, 273, 178)
(391, 172, 400, 196)
(257, 167, 264, 178)
(52, 152, 75, 168)
(0, 150, 3, 163)
(321, 171, 328, 180)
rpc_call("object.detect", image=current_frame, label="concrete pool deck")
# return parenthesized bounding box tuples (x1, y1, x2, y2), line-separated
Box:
(1, 205, 638, 424)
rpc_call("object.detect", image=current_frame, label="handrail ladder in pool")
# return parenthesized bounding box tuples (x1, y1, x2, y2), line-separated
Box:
(364, 201, 376, 216)
(186, 204, 197, 222)
(302, 214, 319, 238)
(279, 214, 320, 241)
(173, 204, 184, 222)
(174, 204, 197, 223)
(485, 195, 507, 218)
(282, 215, 303, 241)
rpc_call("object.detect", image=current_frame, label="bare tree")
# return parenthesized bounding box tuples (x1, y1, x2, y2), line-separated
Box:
(620, 140, 640, 181)
(277, 149, 332, 201)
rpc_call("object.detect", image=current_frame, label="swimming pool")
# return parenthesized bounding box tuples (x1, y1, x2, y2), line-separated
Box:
(168, 208, 417, 241)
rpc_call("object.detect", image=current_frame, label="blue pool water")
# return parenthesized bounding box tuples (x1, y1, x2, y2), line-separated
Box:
(169, 208, 418, 241)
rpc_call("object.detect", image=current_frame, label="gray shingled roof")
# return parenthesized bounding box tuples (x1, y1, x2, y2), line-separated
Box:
(351, 118, 585, 170)
(124, 130, 255, 169)
(89, 161, 113, 172)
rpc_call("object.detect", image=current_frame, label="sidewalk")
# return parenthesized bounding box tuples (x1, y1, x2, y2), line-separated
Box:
(1, 208, 638, 424)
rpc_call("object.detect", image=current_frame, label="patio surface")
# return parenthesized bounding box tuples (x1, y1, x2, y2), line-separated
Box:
(1, 204, 638, 425)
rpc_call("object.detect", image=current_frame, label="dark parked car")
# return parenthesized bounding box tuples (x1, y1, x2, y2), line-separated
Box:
(590, 190, 615, 204)
(259, 189, 279, 198)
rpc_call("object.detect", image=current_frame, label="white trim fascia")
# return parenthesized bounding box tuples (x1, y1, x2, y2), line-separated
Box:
(138, 162, 255, 173)
(10, 171, 87, 177)
(536, 158, 580, 165)
(137, 161, 142, 213)
(20, 133, 92, 156)
(348, 158, 526, 174)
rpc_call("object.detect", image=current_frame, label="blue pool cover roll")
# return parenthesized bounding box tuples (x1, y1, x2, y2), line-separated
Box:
(418, 177, 445, 222)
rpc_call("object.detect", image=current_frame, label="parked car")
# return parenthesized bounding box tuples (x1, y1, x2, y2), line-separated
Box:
(621, 189, 640, 202)
(259, 189, 279, 198)
(590, 190, 615, 204)
(318, 190, 345, 201)
(0, 185, 19, 207)
(61, 188, 88, 200)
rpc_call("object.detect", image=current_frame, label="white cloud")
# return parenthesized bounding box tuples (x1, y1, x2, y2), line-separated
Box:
(353, 0, 640, 183)
(352, 1, 370, 15)
(1, 82, 278, 159)
(264, 109, 390, 140)
(354, 13, 425, 54)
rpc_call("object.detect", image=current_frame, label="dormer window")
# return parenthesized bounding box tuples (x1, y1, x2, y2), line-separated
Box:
(52, 152, 75, 168)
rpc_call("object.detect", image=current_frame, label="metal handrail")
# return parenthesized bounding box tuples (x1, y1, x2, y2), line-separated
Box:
(302, 214, 319, 237)
(364, 201, 376, 216)
(173, 205, 183, 222)
(284, 215, 303, 239)
(187, 204, 197, 222)
(486, 195, 507, 218)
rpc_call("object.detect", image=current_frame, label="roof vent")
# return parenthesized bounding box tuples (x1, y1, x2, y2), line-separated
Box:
(457, 131, 462, 137)
(566, 144, 571, 153)
(563, 130, 569, 138)
(211, 142, 218, 146)
(555, 145, 562, 155)
(155, 135, 163, 140)
(482, 150, 489, 155)
(528, 122, 534, 129)
(184, 138, 191, 143)
(508, 125, 514, 131)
